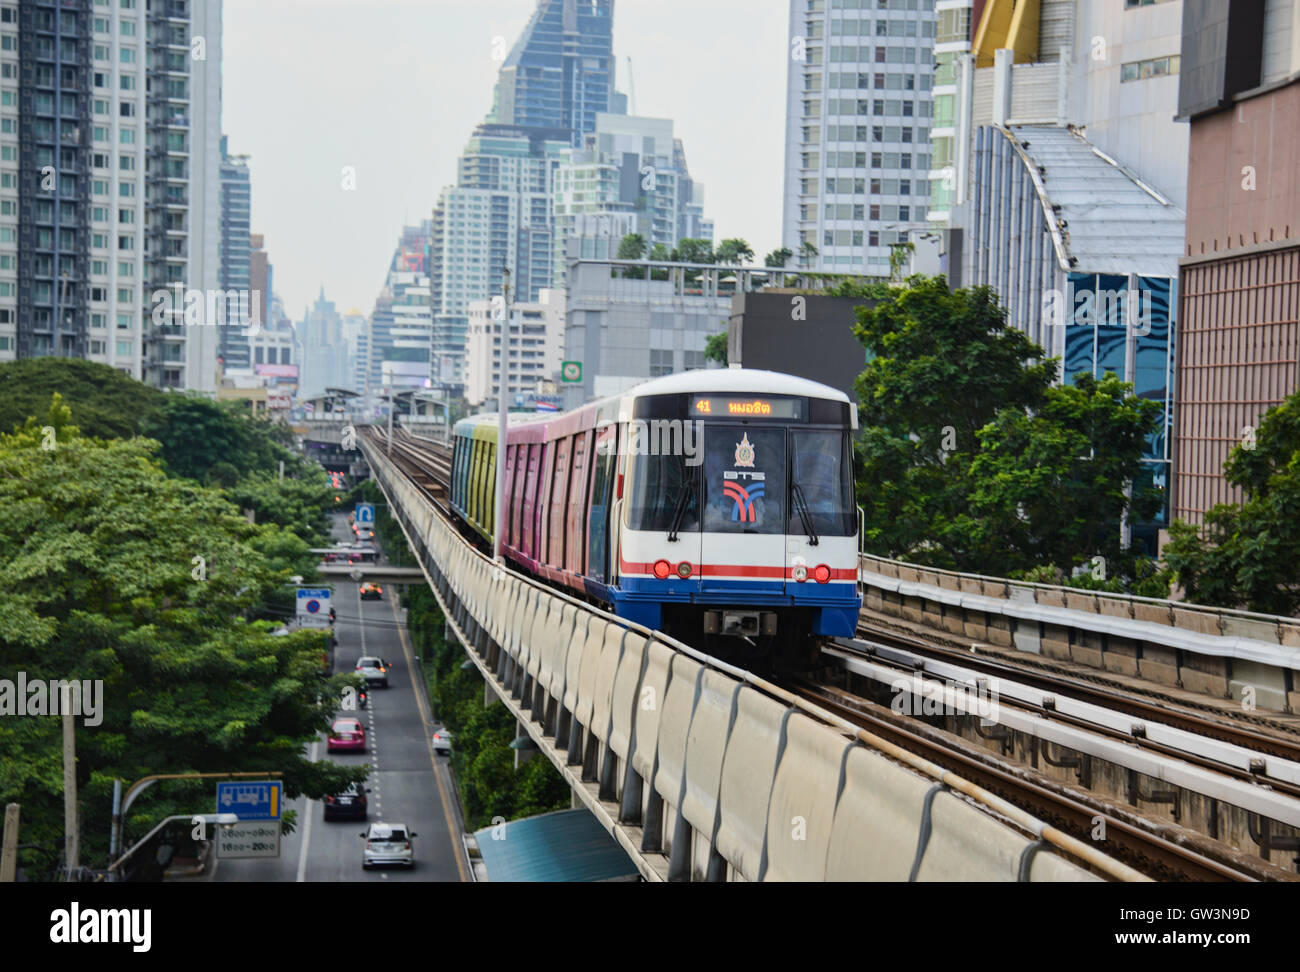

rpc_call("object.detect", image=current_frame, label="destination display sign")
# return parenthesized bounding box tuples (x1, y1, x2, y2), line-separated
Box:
(691, 396, 804, 420)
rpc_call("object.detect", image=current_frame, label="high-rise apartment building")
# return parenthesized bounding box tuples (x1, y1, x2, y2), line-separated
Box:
(0, 0, 224, 390)
(552, 113, 712, 286)
(366, 221, 432, 403)
(430, 128, 570, 394)
(927, 0, 971, 223)
(430, 0, 622, 396)
(217, 133, 249, 370)
(781, 0, 938, 276)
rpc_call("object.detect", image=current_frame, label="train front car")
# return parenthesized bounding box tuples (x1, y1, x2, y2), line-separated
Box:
(615, 370, 861, 668)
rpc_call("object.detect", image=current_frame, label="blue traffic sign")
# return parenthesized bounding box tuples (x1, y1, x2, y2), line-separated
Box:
(217, 781, 281, 821)
(354, 503, 375, 526)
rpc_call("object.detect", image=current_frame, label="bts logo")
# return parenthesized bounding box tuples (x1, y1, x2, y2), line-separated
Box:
(724, 481, 765, 522)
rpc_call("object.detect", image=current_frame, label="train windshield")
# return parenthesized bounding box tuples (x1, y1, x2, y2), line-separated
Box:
(789, 430, 855, 537)
(701, 427, 787, 535)
(627, 451, 699, 533)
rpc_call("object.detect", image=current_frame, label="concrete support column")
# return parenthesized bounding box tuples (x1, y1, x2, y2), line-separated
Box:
(514, 718, 534, 770)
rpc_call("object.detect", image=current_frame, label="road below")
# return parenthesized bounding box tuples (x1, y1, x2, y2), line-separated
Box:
(200, 512, 465, 883)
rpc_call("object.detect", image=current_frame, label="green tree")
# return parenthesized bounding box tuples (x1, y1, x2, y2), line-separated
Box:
(0, 358, 165, 440)
(1164, 390, 1300, 615)
(715, 238, 755, 265)
(799, 240, 819, 268)
(648, 243, 671, 280)
(853, 277, 1159, 583)
(673, 238, 714, 265)
(764, 247, 793, 268)
(888, 241, 916, 282)
(616, 233, 647, 260)
(705, 329, 728, 365)
(0, 404, 363, 875)
(967, 372, 1163, 579)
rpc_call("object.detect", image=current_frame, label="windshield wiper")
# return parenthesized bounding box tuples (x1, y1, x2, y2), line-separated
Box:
(791, 484, 820, 546)
(666, 482, 693, 542)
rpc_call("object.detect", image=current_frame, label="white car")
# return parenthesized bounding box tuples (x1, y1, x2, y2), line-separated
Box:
(361, 822, 416, 869)
(356, 656, 389, 688)
(432, 728, 453, 755)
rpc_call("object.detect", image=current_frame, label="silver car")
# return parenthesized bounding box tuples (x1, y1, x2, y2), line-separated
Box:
(361, 822, 416, 869)
(356, 656, 389, 688)
(432, 728, 453, 755)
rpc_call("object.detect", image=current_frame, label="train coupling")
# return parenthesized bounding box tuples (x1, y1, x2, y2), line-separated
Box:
(704, 610, 778, 638)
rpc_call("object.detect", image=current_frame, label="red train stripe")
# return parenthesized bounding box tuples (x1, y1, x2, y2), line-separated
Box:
(617, 554, 856, 581)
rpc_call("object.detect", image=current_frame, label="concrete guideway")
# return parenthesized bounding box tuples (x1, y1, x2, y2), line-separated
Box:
(860, 556, 1300, 714)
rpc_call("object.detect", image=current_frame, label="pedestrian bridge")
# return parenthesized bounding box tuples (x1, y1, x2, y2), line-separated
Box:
(359, 435, 1138, 882)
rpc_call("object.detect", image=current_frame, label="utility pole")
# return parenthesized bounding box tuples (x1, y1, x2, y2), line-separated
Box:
(1, 803, 18, 882)
(493, 268, 511, 564)
(61, 686, 77, 880)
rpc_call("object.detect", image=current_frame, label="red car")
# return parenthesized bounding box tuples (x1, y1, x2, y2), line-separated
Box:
(328, 718, 366, 753)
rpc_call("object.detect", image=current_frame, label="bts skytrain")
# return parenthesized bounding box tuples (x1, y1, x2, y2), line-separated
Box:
(449, 369, 861, 662)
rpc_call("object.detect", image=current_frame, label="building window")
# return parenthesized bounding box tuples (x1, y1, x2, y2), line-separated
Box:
(649, 348, 673, 377)
(1121, 55, 1180, 82)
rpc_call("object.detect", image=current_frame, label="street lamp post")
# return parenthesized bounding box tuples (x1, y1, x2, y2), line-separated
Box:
(493, 268, 511, 564)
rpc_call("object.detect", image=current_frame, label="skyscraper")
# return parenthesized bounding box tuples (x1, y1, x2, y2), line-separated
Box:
(781, 0, 937, 276)
(487, 0, 617, 146)
(368, 221, 432, 401)
(430, 0, 621, 395)
(552, 113, 712, 286)
(0, 0, 224, 390)
(218, 134, 251, 371)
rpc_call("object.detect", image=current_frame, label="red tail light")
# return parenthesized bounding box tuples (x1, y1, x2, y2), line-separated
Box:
(812, 564, 831, 584)
(653, 560, 671, 579)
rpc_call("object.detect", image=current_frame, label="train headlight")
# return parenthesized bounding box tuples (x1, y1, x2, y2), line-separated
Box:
(653, 560, 672, 579)
(676, 562, 693, 579)
(792, 564, 808, 582)
(812, 564, 831, 584)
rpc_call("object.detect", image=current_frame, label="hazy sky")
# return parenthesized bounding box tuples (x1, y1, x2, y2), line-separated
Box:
(222, 0, 788, 319)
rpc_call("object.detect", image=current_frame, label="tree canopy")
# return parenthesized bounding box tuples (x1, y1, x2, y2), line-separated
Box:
(0, 358, 165, 440)
(854, 276, 1163, 588)
(1164, 390, 1300, 615)
(715, 238, 755, 265)
(0, 394, 357, 877)
(616, 232, 646, 261)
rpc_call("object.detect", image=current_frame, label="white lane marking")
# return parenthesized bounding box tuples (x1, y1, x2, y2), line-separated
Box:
(357, 582, 368, 654)
(296, 740, 318, 883)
